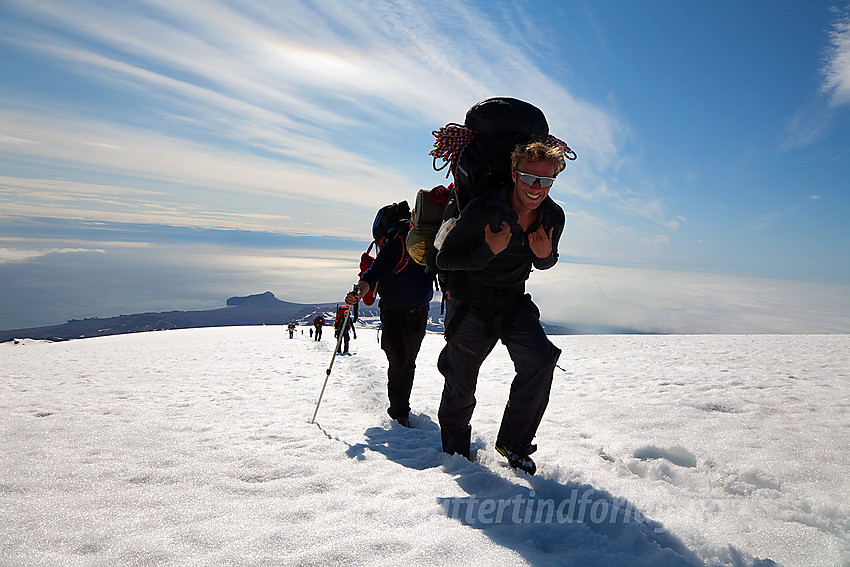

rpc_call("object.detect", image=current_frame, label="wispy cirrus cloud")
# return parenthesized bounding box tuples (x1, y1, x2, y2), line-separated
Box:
(822, 6, 850, 107)
(0, 0, 631, 245)
(0, 0, 620, 172)
(0, 109, 407, 235)
(779, 7, 850, 152)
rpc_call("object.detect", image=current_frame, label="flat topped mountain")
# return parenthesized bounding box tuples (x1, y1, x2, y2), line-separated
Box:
(226, 291, 296, 309)
(0, 292, 342, 342)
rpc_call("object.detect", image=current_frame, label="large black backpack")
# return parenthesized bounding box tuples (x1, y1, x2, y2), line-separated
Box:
(455, 97, 549, 211)
(431, 97, 557, 218)
(427, 98, 576, 302)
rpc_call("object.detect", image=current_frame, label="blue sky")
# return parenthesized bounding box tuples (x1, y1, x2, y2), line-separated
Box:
(1, 0, 849, 333)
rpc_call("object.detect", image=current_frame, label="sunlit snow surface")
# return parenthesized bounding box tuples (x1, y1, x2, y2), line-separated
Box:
(2, 327, 848, 566)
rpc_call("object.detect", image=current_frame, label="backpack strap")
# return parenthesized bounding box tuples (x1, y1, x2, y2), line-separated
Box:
(376, 235, 410, 275)
(367, 235, 410, 302)
(393, 236, 410, 275)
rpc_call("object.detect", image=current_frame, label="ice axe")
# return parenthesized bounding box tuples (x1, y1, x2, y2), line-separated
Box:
(310, 284, 357, 424)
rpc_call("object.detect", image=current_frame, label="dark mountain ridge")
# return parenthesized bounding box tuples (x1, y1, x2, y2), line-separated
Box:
(0, 292, 337, 342)
(0, 291, 581, 342)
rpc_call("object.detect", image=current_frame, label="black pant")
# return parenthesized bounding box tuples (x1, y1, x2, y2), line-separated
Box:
(380, 306, 429, 420)
(437, 295, 560, 458)
(335, 329, 350, 353)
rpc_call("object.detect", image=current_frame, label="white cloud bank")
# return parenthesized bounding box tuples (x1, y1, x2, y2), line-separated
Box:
(0, 246, 105, 264)
(531, 263, 850, 334)
(3, 237, 848, 334)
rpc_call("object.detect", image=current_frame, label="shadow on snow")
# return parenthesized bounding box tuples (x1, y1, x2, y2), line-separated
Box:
(343, 414, 777, 567)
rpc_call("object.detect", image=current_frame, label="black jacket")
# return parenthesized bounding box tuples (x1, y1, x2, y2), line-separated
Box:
(436, 185, 564, 308)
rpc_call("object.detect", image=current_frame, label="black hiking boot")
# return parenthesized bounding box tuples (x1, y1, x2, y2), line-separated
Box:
(395, 415, 412, 428)
(495, 442, 537, 476)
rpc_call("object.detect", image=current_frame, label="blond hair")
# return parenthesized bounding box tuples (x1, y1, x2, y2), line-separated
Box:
(510, 141, 567, 175)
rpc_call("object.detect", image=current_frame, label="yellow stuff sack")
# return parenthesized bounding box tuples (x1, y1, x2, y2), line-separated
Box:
(405, 223, 439, 266)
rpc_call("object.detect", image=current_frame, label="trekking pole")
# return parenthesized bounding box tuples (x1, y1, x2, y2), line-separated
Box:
(310, 284, 357, 424)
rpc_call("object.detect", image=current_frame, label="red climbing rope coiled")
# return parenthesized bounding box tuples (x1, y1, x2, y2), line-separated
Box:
(430, 123, 577, 178)
(546, 134, 577, 161)
(429, 123, 475, 177)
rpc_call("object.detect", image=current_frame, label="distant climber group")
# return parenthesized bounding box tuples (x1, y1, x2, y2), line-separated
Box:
(284, 311, 356, 354)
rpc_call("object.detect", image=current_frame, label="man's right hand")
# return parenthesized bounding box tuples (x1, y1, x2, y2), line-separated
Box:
(485, 221, 511, 255)
(345, 281, 369, 305)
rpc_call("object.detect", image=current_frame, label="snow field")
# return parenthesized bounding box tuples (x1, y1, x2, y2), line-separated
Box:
(1, 327, 848, 566)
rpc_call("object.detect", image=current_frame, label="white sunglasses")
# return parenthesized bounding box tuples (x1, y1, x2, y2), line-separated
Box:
(516, 171, 556, 188)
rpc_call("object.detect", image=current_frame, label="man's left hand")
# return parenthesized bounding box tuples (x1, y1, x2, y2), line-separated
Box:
(528, 225, 554, 259)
